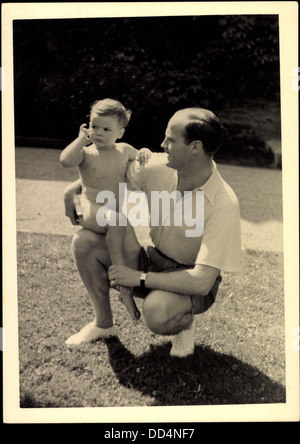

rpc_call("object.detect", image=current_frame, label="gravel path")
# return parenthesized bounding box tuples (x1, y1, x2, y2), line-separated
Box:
(15, 177, 283, 252)
(12, 147, 283, 252)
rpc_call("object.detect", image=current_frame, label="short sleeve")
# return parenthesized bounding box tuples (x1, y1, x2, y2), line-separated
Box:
(195, 200, 241, 272)
(126, 152, 169, 192)
(126, 160, 144, 191)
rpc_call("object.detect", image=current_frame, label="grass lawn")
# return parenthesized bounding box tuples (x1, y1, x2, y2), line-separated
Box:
(13, 147, 286, 409)
(17, 234, 285, 408)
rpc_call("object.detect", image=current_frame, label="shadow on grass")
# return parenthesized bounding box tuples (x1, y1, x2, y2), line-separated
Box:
(105, 337, 285, 406)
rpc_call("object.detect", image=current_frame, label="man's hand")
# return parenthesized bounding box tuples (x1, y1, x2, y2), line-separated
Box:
(63, 180, 82, 225)
(64, 192, 80, 225)
(108, 265, 141, 288)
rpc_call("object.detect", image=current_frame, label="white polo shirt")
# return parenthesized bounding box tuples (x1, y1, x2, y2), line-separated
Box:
(126, 153, 241, 272)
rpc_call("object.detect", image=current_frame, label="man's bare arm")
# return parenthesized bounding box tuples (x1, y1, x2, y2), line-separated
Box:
(145, 264, 220, 296)
(108, 263, 220, 297)
(63, 179, 82, 225)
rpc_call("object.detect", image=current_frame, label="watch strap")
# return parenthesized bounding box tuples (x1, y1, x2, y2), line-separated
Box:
(140, 272, 148, 289)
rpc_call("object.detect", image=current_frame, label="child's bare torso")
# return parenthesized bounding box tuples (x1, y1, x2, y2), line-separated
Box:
(79, 143, 134, 204)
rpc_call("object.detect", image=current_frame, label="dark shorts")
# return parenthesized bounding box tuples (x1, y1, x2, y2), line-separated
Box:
(133, 246, 222, 315)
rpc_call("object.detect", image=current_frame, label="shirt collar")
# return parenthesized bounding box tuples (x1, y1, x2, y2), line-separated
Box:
(197, 161, 220, 205)
(173, 160, 221, 205)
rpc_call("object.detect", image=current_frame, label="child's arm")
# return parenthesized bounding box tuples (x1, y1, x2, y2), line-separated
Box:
(126, 144, 139, 162)
(59, 124, 90, 168)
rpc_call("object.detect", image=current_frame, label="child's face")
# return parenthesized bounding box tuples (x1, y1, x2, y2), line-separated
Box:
(89, 113, 125, 149)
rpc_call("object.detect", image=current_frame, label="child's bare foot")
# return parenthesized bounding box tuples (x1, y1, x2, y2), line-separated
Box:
(117, 285, 141, 320)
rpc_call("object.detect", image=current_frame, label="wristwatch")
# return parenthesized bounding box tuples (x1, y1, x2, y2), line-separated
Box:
(140, 272, 148, 289)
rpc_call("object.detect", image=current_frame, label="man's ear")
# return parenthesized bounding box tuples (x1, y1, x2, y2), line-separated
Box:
(190, 140, 203, 154)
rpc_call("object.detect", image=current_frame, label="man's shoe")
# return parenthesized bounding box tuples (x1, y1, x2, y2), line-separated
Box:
(170, 318, 197, 357)
(65, 322, 117, 346)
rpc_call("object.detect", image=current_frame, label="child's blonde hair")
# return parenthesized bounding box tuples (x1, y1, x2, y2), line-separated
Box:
(90, 98, 132, 128)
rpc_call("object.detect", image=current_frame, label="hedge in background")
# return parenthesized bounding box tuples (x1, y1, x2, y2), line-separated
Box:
(13, 15, 280, 165)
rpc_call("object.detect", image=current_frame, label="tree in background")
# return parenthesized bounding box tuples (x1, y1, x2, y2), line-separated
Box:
(13, 15, 280, 164)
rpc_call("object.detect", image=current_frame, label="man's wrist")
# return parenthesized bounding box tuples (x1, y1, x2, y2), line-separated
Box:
(140, 272, 148, 289)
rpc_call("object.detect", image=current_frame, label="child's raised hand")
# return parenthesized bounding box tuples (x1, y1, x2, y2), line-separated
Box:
(137, 148, 152, 165)
(78, 124, 91, 144)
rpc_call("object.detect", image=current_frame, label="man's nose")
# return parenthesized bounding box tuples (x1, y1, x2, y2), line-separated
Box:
(161, 138, 167, 150)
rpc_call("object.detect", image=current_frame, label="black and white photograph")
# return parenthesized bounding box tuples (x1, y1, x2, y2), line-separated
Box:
(2, 2, 299, 424)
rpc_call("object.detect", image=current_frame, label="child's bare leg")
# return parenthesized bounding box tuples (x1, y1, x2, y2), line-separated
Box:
(106, 218, 141, 321)
(77, 200, 109, 234)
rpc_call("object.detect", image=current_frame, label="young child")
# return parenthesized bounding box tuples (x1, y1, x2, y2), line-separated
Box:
(60, 98, 151, 320)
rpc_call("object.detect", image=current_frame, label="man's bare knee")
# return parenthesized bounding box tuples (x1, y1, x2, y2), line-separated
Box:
(143, 291, 170, 334)
(143, 290, 193, 335)
(71, 228, 101, 258)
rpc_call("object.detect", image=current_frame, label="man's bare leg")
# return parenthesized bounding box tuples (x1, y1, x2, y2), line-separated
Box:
(65, 225, 140, 345)
(143, 290, 196, 357)
(73, 229, 113, 326)
(143, 290, 193, 335)
(76, 205, 139, 319)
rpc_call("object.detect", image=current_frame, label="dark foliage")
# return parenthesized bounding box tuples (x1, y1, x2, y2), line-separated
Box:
(13, 15, 280, 162)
